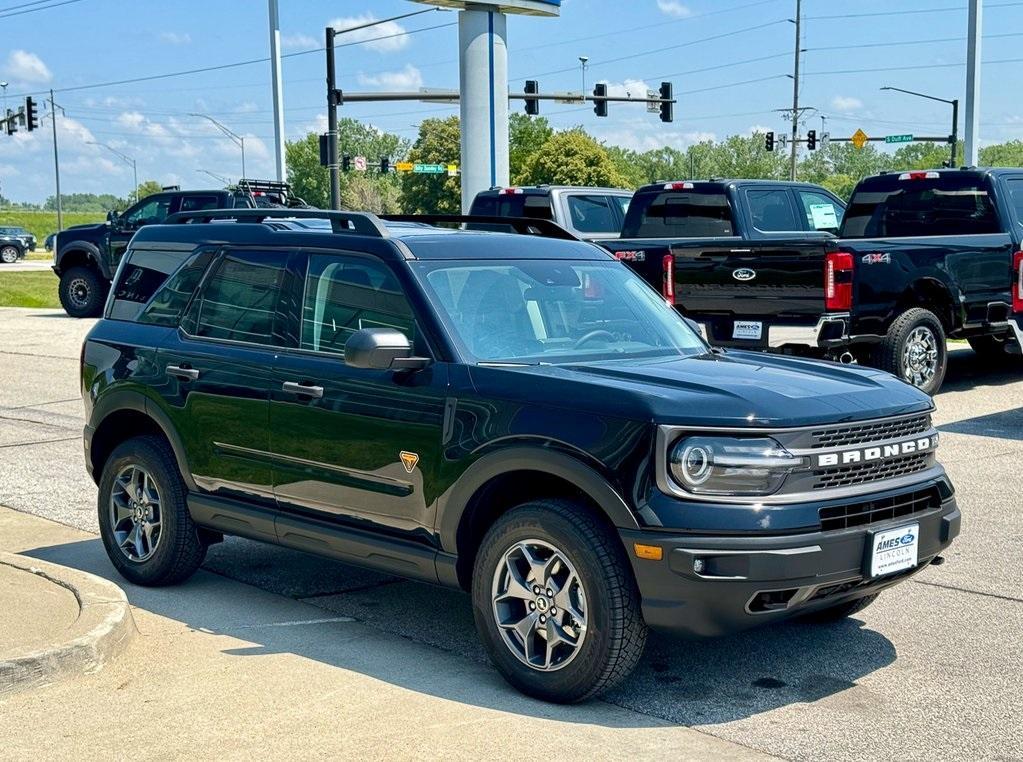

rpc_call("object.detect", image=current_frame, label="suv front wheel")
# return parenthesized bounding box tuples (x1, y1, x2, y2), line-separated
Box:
(1, 245, 20, 264)
(471, 499, 647, 703)
(98, 435, 206, 586)
(59, 265, 107, 318)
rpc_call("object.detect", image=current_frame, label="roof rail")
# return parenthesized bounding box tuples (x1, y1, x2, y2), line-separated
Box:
(380, 214, 579, 241)
(163, 208, 390, 238)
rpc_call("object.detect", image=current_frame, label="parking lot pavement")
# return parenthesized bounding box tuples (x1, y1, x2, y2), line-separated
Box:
(1, 308, 1021, 760)
(0, 260, 53, 272)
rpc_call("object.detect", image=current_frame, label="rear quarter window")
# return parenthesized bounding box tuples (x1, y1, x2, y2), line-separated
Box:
(108, 249, 203, 322)
(841, 175, 1001, 238)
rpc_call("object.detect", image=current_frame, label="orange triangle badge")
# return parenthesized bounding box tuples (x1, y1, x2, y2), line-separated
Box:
(399, 451, 420, 474)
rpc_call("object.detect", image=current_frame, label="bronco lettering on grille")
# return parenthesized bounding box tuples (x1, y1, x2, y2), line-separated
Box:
(815, 435, 938, 468)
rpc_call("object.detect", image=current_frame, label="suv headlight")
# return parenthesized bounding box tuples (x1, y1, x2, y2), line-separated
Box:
(668, 436, 806, 496)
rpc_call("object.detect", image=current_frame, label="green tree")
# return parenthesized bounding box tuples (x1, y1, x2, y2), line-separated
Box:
(980, 140, 1023, 167)
(709, 134, 789, 180)
(43, 192, 127, 212)
(605, 145, 646, 188)
(135, 180, 164, 201)
(509, 113, 553, 184)
(287, 133, 329, 209)
(799, 142, 892, 199)
(399, 116, 462, 214)
(340, 174, 401, 214)
(891, 142, 958, 171)
(519, 129, 628, 187)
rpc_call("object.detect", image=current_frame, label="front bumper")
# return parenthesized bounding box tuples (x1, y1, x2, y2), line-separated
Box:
(621, 494, 959, 638)
(697, 313, 881, 351)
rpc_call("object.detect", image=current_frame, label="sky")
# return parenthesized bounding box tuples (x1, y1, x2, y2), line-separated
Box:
(1, 0, 1022, 203)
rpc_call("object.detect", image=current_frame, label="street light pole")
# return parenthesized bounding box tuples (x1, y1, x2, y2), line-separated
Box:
(190, 113, 246, 179)
(880, 86, 959, 167)
(88, 141, 138, 202)
(196, 168, 231, 186)
(49, 89, 63, 232)
(579, 56, 589, 100)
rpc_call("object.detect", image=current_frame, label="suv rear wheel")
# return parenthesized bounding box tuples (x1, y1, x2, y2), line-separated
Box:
(876, 308, 947, 395)
(98, 435, 206, 586)
(471, 499, 647, 703)
(59, 265, 107, 318)
(1, 245, 20, 264)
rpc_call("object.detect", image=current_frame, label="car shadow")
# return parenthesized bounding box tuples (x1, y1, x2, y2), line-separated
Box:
(938, 344, 1022, 395)
(23, 535, 897, 726)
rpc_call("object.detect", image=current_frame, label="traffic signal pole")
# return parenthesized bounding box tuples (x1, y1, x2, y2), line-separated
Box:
(326, 25, 340, 211)
(788, 0, 801, 181)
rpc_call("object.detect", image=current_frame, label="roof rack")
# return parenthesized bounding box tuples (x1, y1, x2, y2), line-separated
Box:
(236, 178, 292, 194)
(163, 208, 390, 238)
(380, 214, 578, 241)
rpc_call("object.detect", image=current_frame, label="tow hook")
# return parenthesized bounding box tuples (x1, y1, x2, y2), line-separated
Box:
(931, 555, 946, 566)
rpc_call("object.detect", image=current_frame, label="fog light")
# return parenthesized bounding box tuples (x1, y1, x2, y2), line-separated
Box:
(693, 558, 705, 574)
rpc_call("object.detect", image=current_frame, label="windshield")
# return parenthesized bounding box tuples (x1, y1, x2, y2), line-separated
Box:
(411, 259, 706, 364)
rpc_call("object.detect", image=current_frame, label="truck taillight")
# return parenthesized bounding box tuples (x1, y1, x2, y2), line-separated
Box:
(898, 171, 940, 181)
(663, 182, 694, 190)
(498, 187, 522, 195)
(1013, 251, 1023, 313)
(662, 254, 675, 304)
(824, 252, 853, 312)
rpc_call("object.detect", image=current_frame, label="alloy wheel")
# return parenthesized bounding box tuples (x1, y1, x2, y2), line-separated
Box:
(0, 246, 18, 264)
(902, 326, 939, 388)
(67, 277, 91, 309)
(109, 464, 162, 562)
(491, 539, 588, 672)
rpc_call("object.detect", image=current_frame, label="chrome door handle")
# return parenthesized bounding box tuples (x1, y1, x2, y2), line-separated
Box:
(166, 365, 199, 381)
(282, 381, 324, 399)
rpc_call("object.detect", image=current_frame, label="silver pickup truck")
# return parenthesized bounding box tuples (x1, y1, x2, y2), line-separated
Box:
(469, 185, 633, 241)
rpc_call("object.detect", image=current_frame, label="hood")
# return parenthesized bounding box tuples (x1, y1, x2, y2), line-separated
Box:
(469, 350, 931, 428)
(55, 223, 107, 246)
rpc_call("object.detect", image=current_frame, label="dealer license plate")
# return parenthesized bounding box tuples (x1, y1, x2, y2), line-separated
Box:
(732, 320, 763, 340)
(869, 524, 919, 578)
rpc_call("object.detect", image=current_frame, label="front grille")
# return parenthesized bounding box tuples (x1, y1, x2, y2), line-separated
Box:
(810, 414, 931, 448)
(818, 486, 941, 531)
(812, 452, 930, 490)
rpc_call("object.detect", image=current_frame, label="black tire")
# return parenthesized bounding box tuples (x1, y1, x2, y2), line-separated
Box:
(875, 308, 947, 395)
(967, 334, 1018, 363)
(801, 594, 877, 623)
(58, 265, 107, 318)
(0, 245, 20, 264)
(97, 435, 206, 586)
(471, 499, 647, 703)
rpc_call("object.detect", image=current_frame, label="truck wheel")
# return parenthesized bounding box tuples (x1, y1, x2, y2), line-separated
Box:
(801, 594, 877, 623)
(97, 435, 206, 586)
(0, 245, 19, 264)
(58, 266, 107, 318)
(471, 499, 647, 703)
(876, 308, 947, 395)
(967, 335, 1017, 363)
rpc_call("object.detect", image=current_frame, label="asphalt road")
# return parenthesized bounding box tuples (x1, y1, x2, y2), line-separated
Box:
(1, 307, 1021, 761)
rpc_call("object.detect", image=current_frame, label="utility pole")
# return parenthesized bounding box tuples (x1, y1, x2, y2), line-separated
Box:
(49, 89, 62, 232)
(788, 0, 802, 180)
(326, 26, 340, 210)
(964, 0, 982, 166)
(268, 0, 286, 182)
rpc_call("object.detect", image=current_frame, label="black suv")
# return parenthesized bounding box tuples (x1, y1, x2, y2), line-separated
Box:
(0, 225, 35, 263)
(53, 180, 304, 318)
(82, 209, 960, 703)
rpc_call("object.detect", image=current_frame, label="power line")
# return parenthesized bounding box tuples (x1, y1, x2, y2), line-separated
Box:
(805, 0, 1023, 20)
(0, 0, 83, 18)
(803, 56, 1023, 77)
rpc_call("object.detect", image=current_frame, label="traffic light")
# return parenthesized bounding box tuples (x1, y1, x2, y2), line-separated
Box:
(806, 129, 817, 151)
(341, 154, 351, 172)
(24, 97, 38, 132)
(524, 80, 540, 116)
(765, 131, 775, 152)
(379, 156, 390, 173)
(5, 110, 16, 136)
(593, 83, 608, 118)
(318, 133, 330, 166)
(659, 81, 673, 123)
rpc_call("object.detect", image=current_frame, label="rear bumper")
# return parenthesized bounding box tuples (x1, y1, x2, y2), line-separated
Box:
(621, 495, 960, 638)
(697, 313, 881, 351)
(1009, 316, 1023, 352)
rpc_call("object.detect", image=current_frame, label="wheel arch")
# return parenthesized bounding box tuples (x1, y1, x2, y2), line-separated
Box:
(436, 447, 640, 590)
(897, 277, 957, 333)
(55, 241, 107, 279)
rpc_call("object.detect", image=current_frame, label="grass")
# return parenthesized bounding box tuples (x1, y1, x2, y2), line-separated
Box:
(0, 210, 104, 242)
(0, 271, 60, 308)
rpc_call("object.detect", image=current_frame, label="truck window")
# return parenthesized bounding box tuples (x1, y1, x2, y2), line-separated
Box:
(179, 195, 222, 212)
(747, 189, 800, 232)
(470, 194, 553, 220)
(798, 190, 843, 233)
(841, 175, 1001, 238)
(122, 195, 172, 228)
(108, 249, 186, 321)
(566, 194, 618, 233)
(625, 190, 733, 238)
(1007, 178, 1023, 227)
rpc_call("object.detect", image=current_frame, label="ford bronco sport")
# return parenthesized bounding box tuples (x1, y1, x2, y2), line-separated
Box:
(82, 209, 960, 703)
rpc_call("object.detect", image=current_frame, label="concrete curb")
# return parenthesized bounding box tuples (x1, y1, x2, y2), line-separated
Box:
(0, 552, 136, 698)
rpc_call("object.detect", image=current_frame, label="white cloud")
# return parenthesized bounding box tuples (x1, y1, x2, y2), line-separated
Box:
(592, 119, 715, 152)
(657, 0, 692, 17)
(748, 124, 772, 135)
(2, 50, 52, 84)
(357, 64, 423, 90)
(831, 96, 863, 112)
(282, 32, 318, 51)
(159, 32, 191, 45)
(328, 14, 409, 52)
(600, 78, 654, 100)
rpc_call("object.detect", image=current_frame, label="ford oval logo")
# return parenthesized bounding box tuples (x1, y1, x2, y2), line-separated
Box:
(733, 268, 756, 282)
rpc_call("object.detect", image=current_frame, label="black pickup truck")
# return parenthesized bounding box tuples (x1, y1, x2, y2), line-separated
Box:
(603, 171, 1023, 394)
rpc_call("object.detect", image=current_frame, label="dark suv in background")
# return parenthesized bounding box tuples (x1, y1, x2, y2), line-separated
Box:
(0, 225, 36, 263)
(82, 209, 959, 703)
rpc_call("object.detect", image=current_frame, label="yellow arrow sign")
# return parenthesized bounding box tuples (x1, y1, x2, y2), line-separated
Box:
(851, 128, 869, 150)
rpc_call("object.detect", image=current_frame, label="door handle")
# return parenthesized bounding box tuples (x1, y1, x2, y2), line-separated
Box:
(166, 365, 200, 381)
(282, 381, 324, 399)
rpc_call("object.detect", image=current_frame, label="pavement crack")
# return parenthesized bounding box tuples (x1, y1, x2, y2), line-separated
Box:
(0, 413, 77, 430)
(0, 349, 78, 361)
(2, 397, 80, 411)
(0, 436, 80, 448)
(297, 578, 404, 600)
(913, 578, 1023, 604)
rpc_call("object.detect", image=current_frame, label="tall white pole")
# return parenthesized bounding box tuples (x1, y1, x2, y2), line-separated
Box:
(268, 0, 286, 181)
(964, 0, 982, 166)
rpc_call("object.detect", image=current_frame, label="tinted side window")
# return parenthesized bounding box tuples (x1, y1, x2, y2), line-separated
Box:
(842, 176, 1001, 238)
(628, 191, 734, 238)
(301, 254, 414, 356)
(1007, 178, 1023, 226)
(566, 195, 618, 233)
(139, 250, 215, 326)
(179, 195, 222, 212)
(799, 190, 844, 233)
(189, 250, 290, 345)
(109, 249, 190, 321)
(747, 189, 800, 232)
(124, 196, 172, 228)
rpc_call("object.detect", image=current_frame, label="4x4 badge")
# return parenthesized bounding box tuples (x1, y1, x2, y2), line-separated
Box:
(399, 451, 420, 474)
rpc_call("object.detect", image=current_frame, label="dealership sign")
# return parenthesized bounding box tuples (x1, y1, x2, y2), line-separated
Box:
(412, 0, 560, 16)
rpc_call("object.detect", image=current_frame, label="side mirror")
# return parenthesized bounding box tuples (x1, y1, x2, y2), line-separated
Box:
(344, 328, 430, 371)
(106, 210, 120, 227)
